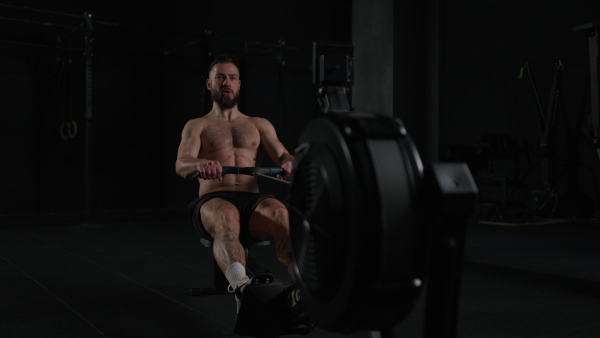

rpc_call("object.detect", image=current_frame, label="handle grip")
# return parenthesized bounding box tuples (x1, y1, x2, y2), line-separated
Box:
(197, 166, 284, 178)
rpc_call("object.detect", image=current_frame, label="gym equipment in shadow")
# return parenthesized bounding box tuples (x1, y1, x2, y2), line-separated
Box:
(287, 41, 478, 338)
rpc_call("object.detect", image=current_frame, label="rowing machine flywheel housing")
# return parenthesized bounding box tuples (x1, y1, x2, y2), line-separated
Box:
(289, 112, 427, 332)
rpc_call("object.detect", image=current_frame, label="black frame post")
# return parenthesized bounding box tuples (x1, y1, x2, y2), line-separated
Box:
(574, 23, 600, 160)
(84, 12, 94, 225)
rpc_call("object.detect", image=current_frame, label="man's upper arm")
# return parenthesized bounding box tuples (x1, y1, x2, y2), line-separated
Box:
(256, 118, 288, 165)
(176, 120, 202, 178)
(178, 120, 201, 158)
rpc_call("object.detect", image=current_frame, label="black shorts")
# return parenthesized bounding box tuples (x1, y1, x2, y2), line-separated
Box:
(188, 191, 275, 242)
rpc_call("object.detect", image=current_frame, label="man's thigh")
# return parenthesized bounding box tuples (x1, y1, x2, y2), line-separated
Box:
(248, 198, 288, 240)
(200, 198, 241, 238)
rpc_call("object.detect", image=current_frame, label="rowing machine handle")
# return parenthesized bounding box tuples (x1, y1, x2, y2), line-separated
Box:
(197, 166, 284, 178)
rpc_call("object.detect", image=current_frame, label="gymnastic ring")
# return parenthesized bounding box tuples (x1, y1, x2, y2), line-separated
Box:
(60, 120, 77, 140)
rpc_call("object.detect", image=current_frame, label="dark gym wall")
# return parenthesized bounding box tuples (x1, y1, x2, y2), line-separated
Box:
(4, 0, 600, 225)
(440, 1, 600, 218)
(353, 0, 600, 218)
(0, 1, 351, 225)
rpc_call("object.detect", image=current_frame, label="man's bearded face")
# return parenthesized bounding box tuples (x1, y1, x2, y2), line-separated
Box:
(211, 85, 239, 109)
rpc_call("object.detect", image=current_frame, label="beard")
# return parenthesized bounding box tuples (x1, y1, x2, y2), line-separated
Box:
(211, 87, 240, 109)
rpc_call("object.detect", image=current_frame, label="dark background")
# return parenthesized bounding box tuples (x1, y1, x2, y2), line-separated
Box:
(440, 0, 600, 222)
(2, 0, 600, 225)
(0, 1, 351, 224)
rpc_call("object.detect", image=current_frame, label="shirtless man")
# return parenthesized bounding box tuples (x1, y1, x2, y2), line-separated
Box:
(175, 55, 294, 303)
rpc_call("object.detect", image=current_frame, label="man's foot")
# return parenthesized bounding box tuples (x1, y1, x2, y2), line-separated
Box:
(231, 273, 274, 313)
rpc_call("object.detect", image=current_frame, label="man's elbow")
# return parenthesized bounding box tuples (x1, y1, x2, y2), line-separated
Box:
(175, 160, 188, 179)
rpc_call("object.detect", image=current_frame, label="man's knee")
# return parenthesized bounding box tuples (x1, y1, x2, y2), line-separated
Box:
(265, 203, 290, 236)
(259, 198, 287, 220)
(201, 202, 241, 238)
(271, 204, 289, 226)
(218, 206, 240, 224)
(249, 199, 289, 239)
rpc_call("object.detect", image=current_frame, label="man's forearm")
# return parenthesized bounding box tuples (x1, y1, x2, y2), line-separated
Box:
(279, 153, 294, 166)
(175, 156, 200, 179)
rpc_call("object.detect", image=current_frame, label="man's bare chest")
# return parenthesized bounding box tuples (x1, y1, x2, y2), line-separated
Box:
(202, 121, 260, 150)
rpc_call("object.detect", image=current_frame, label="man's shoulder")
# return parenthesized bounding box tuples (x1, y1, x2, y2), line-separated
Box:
(248, 116, 272, 127)
(187, 115, 214, 126)
(182, 116, 211, 135)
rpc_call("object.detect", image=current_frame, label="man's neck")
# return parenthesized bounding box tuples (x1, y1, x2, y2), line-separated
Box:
(210, 103, 239, 120)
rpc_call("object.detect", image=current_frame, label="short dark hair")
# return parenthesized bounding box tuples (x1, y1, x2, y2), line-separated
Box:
(208, 54, 240, 77)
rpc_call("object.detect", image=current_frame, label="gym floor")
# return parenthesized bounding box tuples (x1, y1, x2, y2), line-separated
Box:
(1, 216, 600, 337)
